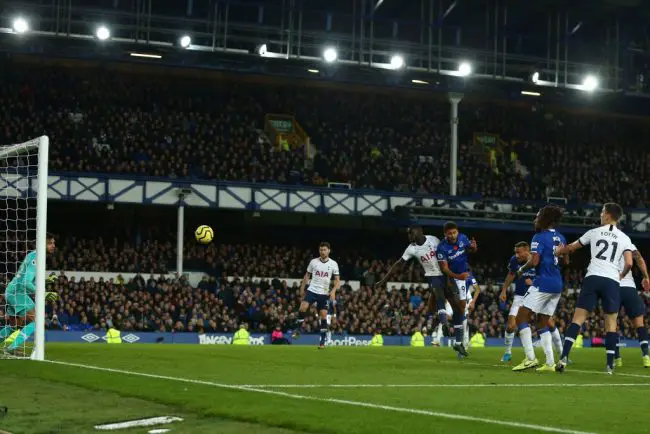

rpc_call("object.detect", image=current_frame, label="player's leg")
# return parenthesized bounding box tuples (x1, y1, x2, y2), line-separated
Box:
(447, 280, 468, 356)
(317, 296, 329, 348)
(502, 295, 522, 362)
(601, 281, 621, 373)
(4, 293, 35, 355)
(430, 277, 449, 329)
(292, 293, 313, 339)
(557, 277, 598, 372)
(534, 294, 560, 372)
(631, 315, 650, 367)
(513, 286, 546, 370)
(619, 286, 649, 366)
(0, 292, 21, 344)
(547, 317, 563, 355)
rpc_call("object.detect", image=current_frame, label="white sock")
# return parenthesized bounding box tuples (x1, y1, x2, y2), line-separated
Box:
(519, 326, 536, 361)
(504, 331, 515, 354)
(551, 328, 563, 354)
(540, 330, 554, 365)
(434, 323, 443, 343)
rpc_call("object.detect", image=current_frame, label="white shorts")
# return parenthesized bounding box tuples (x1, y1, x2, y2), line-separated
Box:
(453, 279, 468, 300)
(521, 286, 561, 317)
(508, 295, 525, 318)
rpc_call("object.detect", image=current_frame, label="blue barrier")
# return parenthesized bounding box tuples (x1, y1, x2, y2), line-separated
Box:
(47, 331, 635, 348)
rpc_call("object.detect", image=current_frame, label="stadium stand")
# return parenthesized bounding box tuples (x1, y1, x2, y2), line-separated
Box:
(1, 60, 650, 206)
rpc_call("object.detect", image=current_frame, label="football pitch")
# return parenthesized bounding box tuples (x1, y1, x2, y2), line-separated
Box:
(1, 345, 648, 434)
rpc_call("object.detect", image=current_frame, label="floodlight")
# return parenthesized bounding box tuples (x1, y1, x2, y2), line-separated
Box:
(323, 47, 338, 63)
(390, 55, 405, 69)
(12, 18, 28, 34)
(95, 26, 110, 41)
(179, 35, 191, 48)
(458, 61, 472, 77)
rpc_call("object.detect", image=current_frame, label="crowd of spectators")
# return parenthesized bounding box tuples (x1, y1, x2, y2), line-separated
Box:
(2, 231, 647, 340)
(36, 271, 650, 341)
(2, 59, 650, 207)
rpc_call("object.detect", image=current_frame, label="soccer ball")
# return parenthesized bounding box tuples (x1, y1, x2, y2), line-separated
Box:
(195, 225, 214, 244)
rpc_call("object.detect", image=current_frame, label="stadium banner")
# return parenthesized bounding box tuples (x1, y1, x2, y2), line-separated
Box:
(44, 331, 613, 347)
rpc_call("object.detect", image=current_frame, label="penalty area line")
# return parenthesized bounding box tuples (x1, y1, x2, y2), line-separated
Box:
(43, 359, 594, 434)
(238, 383, 650, 389)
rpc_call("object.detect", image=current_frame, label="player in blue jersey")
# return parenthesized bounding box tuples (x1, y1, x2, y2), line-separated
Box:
(0, 233, 57, 355)
(436, 221, 478, 357)
(499, 241, 564, 363)
(512, 205, 567, 372)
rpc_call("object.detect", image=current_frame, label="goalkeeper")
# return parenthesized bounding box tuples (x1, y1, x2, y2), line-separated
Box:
(0, 233, 57, 354)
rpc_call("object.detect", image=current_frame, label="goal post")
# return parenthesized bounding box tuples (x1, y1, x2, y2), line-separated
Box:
(0, 136, 49, 361)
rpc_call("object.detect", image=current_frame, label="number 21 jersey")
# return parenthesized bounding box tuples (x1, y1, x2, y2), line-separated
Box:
(579, 224, 633, 282)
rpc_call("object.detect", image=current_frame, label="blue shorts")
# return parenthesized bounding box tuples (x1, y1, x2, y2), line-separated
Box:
(577, 275, 620, 314)
(620, 285, 646, 319)
(304, 290, 328, 311)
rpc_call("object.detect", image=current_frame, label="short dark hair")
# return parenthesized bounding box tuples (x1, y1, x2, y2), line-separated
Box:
(603, 202, 623, 222)
(443, 221, 458, 232)
(409, 224, 422, 231)
(514, 241, 529, 249)
(46, 232, 55, 241)
(319, 241, 331, 250)
(537, 205, 563, 229)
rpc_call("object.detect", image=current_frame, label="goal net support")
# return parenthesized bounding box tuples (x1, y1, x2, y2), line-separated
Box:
(0, 136, 49, 361)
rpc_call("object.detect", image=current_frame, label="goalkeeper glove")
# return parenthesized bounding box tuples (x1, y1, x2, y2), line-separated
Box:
(45, 292, 59, 302)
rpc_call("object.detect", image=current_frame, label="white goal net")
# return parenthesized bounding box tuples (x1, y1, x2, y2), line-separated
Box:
(0, 136, 49, 361)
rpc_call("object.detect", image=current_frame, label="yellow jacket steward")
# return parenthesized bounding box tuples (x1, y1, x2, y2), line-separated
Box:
(233, 328, 250, 345)
(575, 334, 584, 349)
(410, 331, 425, 347)
(105, 328, 122, 344)
(469, 332, 485, 348)
(370, 334, 383, 347)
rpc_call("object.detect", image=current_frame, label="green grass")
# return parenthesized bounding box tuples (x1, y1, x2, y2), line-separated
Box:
(1, 344, 649, 434)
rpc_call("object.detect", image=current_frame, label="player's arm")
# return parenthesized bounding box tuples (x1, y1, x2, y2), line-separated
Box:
(437, 260, 468, 280)
(299, 271, 311, 298)
(499, 271, 516, 303)
(469, 283, 480, 311)
(633, 250, 650, 291)
(330, 268, 341, 300)
(375, 257, 407, 289)
(468, 236, 478, 253)
(620, 250, 633, 280)
(555, 230, 590, 257)
(516, 252, 540, 279)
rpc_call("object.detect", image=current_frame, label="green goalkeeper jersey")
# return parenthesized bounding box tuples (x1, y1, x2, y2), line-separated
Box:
(6, 250, 37, 295)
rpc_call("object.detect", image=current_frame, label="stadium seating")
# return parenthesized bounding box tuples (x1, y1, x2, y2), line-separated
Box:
(1, 60, 649, 206)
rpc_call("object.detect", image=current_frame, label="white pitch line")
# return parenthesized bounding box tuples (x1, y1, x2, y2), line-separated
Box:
(236, 383, 650, 388)
(42, 359, 595, 434)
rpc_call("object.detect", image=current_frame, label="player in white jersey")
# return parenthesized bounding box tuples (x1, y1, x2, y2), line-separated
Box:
(292, 242, 340, 349)
(614, 244, 650, 368)
(375, 225, 466, 356)
(555, 203, 634, 374)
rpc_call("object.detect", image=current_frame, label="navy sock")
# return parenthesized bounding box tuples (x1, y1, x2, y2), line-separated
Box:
(638, 327, 649, 357)
(436, 298, 447, 324)
(294, 311, 306, 329)
(615, 335, 621, 359)
(606, 332, 618, 369)
(319, 319, 328, 345)
(561, 322, 581, 360)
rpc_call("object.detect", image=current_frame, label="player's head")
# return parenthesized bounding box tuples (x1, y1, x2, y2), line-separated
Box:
(319, 242, 331, 260)
(443, 221, 459, 243)
(46, 233, 56, 254)
(407, 225, 423, 242)
(514, 241, 530, 263)
(534, 205, 563, 230)
(601, 202, 623, 225)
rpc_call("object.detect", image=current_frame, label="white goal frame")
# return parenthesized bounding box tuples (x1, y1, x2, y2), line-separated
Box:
(0, 135, 49, 361)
